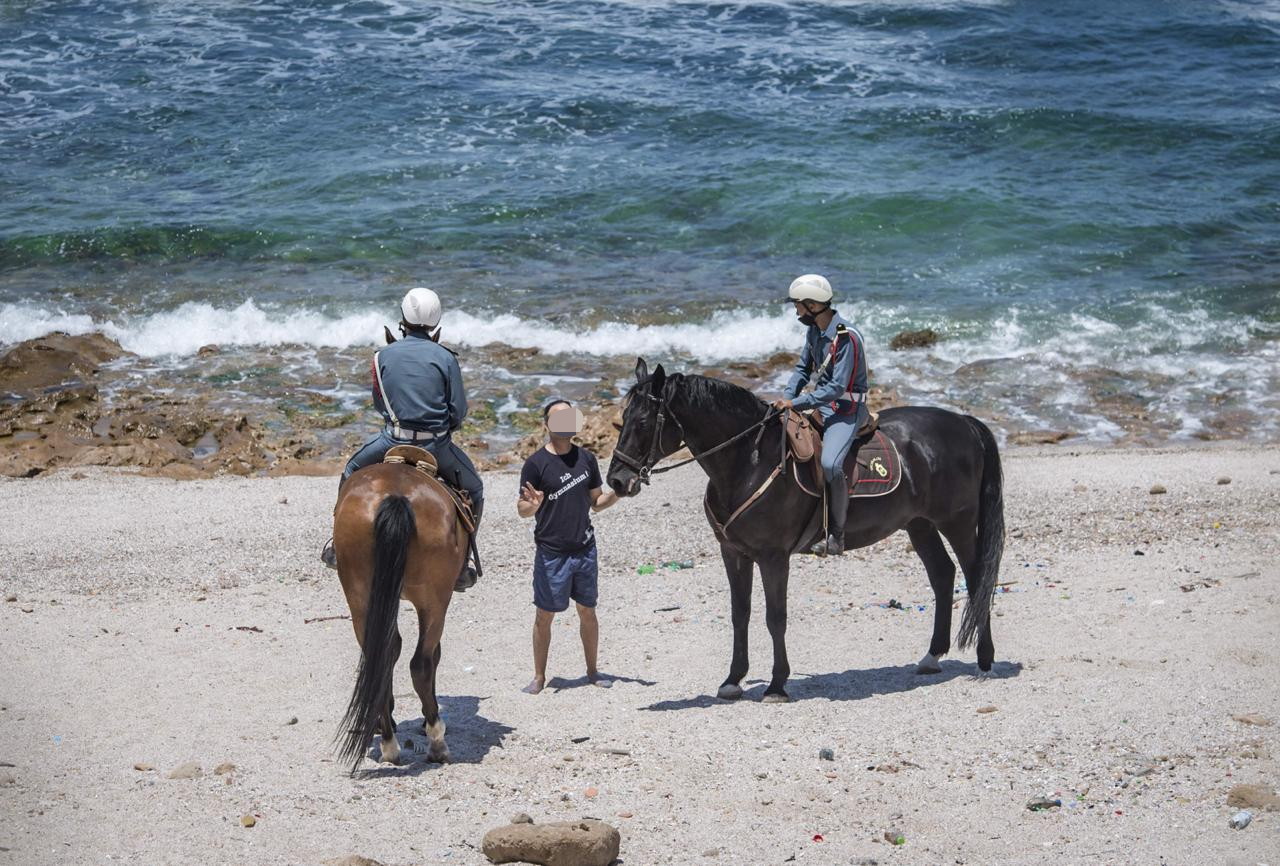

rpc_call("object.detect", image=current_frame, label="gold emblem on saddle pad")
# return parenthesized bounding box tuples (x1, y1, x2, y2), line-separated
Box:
(869, 457, 888, 478)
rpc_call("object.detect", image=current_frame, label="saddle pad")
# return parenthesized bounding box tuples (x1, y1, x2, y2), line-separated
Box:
(845, 430, 902, 498)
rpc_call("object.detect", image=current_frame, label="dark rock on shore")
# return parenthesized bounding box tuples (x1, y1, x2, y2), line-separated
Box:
(889, 328, 939, 350)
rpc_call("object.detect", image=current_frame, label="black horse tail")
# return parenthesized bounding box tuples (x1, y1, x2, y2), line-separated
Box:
(337, 494, 415, 772)
(957, 417, 1004, 649)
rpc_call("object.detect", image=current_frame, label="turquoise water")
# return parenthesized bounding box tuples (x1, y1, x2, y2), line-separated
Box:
(2, 0, 1278, 441)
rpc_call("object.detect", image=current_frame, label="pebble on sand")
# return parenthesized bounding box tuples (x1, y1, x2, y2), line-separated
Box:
(1148, 484, 1167, 495)
(482, 818, 620, 866)
(167, 762, 202, 779)
(1216, 476, 1231, 485)
(240, 814, 257, 828)
(133, 762, 154, 772)
(976, 705, 998, 714)
(213, 762, 236, 775)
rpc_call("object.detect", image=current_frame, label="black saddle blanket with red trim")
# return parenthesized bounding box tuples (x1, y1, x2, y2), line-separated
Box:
(846, 429, 902, 498)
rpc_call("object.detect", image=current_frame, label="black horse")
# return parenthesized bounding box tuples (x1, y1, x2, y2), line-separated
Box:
(607, 359, 1004, 702)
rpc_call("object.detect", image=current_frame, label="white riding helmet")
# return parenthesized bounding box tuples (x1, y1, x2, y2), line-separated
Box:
(401, 288, 443, 335)
(786, 274, 833, 305)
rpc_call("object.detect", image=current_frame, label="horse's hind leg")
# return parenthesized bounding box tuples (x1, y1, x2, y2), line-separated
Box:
(410, 608, 448, 762)
(907, 519, 956, 675)
(940, 520, 994, 673)
(378, 629, 403, 763)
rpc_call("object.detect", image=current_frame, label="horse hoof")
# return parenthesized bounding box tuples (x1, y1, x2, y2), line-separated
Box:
(717, 683, 743, 700)
(761, 692, 790, 704)
(427, 748, 450, 764)
(916, 653, 942, 675)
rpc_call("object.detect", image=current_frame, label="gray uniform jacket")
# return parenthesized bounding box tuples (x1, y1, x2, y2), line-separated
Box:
(373, 332, 467, 433)
(784, 312, 868, 418)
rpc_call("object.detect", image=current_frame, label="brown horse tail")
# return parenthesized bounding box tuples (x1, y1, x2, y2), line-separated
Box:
(337, 494, 415, 772)
(957, 417, 1004, 649)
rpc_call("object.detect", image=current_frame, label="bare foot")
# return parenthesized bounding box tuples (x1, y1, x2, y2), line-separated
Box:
(588, 671, 612, 689)
(522, 677, 545, 695)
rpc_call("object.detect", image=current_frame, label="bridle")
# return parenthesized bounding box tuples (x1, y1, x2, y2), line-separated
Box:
(612, 381, 780, 487)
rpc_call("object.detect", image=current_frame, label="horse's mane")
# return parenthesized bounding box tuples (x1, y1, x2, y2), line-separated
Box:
(679, 373, 767, 420)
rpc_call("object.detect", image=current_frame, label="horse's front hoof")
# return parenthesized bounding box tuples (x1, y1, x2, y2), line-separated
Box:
(916, 653, 942, 675)
(717, 683, 743, 700)
(761, 691, 790, 704)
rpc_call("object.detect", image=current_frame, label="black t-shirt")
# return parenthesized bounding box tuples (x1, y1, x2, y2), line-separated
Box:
(520, 445, 602, 554)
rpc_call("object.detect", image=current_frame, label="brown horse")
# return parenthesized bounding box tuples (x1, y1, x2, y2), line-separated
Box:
(332, 457, 468, 772)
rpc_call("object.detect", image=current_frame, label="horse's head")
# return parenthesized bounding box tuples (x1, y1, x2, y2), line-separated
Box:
(607, 357, 685, 497)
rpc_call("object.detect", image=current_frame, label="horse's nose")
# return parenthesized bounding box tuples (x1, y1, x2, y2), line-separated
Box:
(608, 476, 626, 496)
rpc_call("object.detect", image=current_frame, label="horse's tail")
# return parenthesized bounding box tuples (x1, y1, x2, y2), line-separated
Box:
(336, 494, 415, 772)
(957, 417, 1004, 649)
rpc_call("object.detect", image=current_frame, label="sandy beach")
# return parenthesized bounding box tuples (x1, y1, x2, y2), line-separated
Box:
(1, 444, 1278, 865)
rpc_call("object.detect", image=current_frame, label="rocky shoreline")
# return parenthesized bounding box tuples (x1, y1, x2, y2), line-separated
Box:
(0, 331, 1256, 479)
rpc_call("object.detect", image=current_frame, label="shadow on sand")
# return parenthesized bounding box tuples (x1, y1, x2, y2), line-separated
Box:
(356, 694, 514, 778)
(546, 672, 658, 693)
(640, 659, 1023, 712)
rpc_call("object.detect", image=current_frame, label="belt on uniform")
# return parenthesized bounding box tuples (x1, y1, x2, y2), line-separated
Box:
(388, 424, 444, 442)
(841, 392, 868, 403)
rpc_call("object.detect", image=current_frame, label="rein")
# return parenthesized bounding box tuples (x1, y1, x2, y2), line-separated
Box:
(612, 387, 781, 485)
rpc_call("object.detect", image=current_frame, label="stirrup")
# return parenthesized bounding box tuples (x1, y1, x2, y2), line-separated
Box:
(809, 533, 845, 557)
(453, 566, 477, 593)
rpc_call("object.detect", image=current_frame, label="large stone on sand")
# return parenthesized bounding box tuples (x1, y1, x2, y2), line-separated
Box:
(482, 817, 620, 866)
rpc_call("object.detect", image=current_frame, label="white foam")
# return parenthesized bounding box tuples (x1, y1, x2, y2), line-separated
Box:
(0, 300, 805, 362)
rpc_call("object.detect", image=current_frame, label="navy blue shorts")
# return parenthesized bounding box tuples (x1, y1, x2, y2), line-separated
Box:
(533, 542, 598, 612)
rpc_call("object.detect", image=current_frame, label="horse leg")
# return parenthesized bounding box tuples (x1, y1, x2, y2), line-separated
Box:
(717, 544, 753, 700)
(759, 552, 791, 703)
(941, 520, 995, 673)
(377, 628, 403, 763)
(410, 609, 448, 762)
(907, 519, 956, 674)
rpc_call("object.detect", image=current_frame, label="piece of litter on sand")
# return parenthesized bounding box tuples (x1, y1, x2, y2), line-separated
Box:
(1231, 713, 1272, 726)
(662, 560, 695, 570)
(636, 564, 655, 575)
(883, 830, 905, 845)
(1229, 810, 1252, 830)
(653, 606, 681, 613)
(304, 614, 351, 624)
(1027, 797, 1061, 811)
(233, 625, 263, 633)
(571, 736, 590, 744)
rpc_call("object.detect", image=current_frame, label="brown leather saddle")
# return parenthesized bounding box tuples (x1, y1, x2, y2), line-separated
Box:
(382, 445, 477, 534)
(784, 410, 902, 499)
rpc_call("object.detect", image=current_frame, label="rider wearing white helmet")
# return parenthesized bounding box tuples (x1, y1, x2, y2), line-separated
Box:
(772, 274, 869, 556)
(321, 288, 485, 590)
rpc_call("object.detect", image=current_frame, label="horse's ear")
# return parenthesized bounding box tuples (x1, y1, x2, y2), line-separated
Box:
(383, 325, 398, 345)
(634, 357, 648, 382)
(651, 363, 666, 394)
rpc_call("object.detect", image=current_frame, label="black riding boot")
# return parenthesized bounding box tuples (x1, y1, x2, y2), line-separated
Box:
(454, 498, 482, 592)
(809, 473, 848, 556)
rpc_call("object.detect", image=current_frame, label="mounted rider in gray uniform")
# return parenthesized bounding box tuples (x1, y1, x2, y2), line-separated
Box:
(772, 274, 869, 557)
(321, 288, 485, 590)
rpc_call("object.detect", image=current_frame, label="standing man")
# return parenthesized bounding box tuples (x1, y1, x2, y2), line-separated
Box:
(517, 399, 618, 694)
(322, 287, 485, 591)
(772, 273, 869, 557)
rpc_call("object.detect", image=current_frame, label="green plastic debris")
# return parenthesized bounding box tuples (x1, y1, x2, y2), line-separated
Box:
(636, 564, 655, 575)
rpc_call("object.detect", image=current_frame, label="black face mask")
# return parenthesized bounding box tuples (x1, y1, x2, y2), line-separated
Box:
(798, 311, 818, 327)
